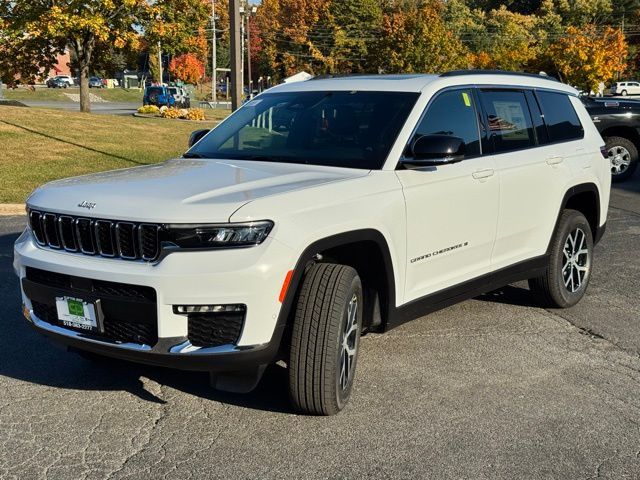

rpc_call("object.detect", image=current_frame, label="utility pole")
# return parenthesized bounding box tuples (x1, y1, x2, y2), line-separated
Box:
(247, 5, 257, 98)
(240, 5, 245, 98)
(211, 0, 217, 103)
(229, 0, 242, 110)
(157, 41, 163, 85)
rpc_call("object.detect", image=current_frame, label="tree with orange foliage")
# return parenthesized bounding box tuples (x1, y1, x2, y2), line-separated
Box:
(169, 54, 206, 85)
(548, 25, 627, 92)
(374, 1, 468, 74)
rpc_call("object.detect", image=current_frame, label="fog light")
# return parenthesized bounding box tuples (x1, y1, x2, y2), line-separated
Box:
(173, 304, 245, 314)
(22, 304, 30, 320)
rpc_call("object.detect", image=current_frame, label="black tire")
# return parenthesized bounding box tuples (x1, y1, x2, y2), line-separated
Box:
(529, 209, 593, 308)
(605, 136, 638, 182)
(621, 89, 628, 96)
(288, 263, 363, 415)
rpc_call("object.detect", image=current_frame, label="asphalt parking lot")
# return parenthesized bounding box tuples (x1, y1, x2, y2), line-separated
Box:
(1, 180, 640, 479)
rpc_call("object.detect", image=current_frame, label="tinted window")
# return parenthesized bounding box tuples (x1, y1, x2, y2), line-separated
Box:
(480, 90, 535, 153)
(413, 89, 480, 157)
(535, 91, 584, 142)
(189, 91, 419, 169)
(147, 87, 163, 95)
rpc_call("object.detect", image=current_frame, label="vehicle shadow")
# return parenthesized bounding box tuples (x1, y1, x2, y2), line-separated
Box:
(0, 228, 295, 413)
(476, 284, 541, 308)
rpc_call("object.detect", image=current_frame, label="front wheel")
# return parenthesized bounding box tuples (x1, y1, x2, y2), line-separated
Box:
(621, 89, 628, 96)
(529, 209, 593, 308)
(288, 263, 363, 415)
(606, 136, 638, 182)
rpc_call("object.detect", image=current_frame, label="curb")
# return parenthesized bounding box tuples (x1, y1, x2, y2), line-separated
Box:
(0, 204, 26, 216)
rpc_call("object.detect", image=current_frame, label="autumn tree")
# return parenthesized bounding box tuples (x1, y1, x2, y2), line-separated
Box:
(467, 6, 543, 70)
(169, 53, 205, 84)
(373, 1, 469, 74)
(0, 0, 149, 112)
(0, 19, 57, 87)
(548, 24, 627, 91)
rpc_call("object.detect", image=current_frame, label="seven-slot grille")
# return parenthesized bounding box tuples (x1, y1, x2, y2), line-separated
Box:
(29, 210, 161, 261)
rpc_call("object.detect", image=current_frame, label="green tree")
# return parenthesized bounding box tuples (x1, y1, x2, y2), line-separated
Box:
(374, 1, 469, 74)
(0, 0, 149, 112)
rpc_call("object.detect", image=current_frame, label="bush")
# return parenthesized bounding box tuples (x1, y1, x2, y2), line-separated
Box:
(137, 105, 160, 115)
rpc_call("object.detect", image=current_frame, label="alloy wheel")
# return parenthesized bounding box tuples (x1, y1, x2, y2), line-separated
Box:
(562, 227, 590, 293)
(339, 294, 359, 392)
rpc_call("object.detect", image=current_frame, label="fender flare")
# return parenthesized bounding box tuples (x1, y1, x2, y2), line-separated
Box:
(269, 229, 397, 355)
(548, 182, 602, 252)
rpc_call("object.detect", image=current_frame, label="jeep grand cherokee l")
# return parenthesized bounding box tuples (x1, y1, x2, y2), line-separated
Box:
(14, 71, 610, 415)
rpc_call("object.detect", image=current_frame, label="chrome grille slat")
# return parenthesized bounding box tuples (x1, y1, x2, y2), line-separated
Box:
(43, 213, 61, 249)
(139, 224, 160, 261)
(95, 220, 115, 257)
(115, 222, 137, 259)
(28, 210, 160, 262)
(75, 218, 96, 254)
(29, 211, 46, 245)
(58, 216, 78, 252)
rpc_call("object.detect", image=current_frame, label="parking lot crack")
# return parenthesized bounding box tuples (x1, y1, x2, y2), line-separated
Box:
(105, 389, 170, 480)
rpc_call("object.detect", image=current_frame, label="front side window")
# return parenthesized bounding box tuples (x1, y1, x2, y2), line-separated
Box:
(412, 89, 481, 157)
(480, 90, 535, 153)
(535, 91, 584, 142)
(189, 91, 419, 169)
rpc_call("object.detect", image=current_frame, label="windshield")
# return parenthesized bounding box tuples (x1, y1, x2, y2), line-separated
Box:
(169, 88, 178, 94)
(188, 90, 419, 169)
(147, 87, 163, 95)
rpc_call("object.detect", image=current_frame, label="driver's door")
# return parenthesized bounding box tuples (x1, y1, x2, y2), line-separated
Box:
(396, 88, 499, 302)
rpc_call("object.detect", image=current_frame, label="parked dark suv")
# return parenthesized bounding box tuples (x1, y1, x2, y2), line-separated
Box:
(582, 97, 640, 182)
(143, 86, 176, 107)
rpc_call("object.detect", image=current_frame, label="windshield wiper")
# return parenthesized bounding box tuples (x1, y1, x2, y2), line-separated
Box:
(182, 152, 204, 158)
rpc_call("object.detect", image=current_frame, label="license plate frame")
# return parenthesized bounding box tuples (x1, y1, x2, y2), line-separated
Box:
(55, 296, 103, 333)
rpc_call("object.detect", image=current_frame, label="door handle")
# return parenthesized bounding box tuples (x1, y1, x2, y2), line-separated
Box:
(472, 169, 494, 179)
(546, 155, 564, 165)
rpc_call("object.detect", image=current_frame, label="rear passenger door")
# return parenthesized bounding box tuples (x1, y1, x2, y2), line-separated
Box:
(479, 89, 578, 270)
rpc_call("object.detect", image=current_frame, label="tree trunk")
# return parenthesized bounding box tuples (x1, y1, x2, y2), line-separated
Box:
(79, 65, 90, 113)
(73, 34, 95, 113)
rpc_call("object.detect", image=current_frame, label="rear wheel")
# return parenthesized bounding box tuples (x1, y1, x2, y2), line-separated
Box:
(606, 136, 638, 182)
(288, 263, 363, 415)
(529, 209, 593, 308)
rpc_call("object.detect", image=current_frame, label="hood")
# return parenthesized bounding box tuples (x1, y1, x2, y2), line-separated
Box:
(27, 159, 368, 223)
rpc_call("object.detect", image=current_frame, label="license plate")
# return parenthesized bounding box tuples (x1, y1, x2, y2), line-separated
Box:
(55, 296, 98, 332)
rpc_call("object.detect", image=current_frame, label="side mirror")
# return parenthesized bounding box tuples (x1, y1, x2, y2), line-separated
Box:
(402, 134, 465, 167)
(188, 129, 210, 148)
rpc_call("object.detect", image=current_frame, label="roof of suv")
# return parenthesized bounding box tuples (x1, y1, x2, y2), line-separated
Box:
(269, 72, 577, 95)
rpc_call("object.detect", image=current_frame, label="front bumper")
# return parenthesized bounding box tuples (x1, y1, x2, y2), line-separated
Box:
(14, 229, 296, 371)
(23, 306, 283, 371)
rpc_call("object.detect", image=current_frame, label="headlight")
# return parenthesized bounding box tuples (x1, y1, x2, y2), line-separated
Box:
(164, 220, 274, 248)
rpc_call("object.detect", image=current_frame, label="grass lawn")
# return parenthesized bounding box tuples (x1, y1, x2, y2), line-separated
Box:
(3, 87, 144, 103)
(0, 106, 228, 203)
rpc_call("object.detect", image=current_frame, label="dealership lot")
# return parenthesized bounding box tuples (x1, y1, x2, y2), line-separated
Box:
(1, 182, 639, 479)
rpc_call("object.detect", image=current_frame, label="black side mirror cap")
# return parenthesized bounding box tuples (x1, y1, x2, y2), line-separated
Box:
(188, 129, 210, 148)
(401, 134, 465, 167)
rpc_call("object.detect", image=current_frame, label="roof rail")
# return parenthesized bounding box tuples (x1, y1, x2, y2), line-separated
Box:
(440, 69, 559, 82)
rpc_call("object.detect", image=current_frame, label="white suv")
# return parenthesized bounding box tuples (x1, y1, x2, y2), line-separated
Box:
(14, 71, 610, 415)
(610, 81, 640, 96)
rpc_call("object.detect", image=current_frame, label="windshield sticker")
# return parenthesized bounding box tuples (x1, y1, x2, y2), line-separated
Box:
(462, 92, 471, 107)
(246, 99, 263, 107)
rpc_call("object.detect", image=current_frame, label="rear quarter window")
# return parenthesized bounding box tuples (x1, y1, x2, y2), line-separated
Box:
(535, 91, 584, 142)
